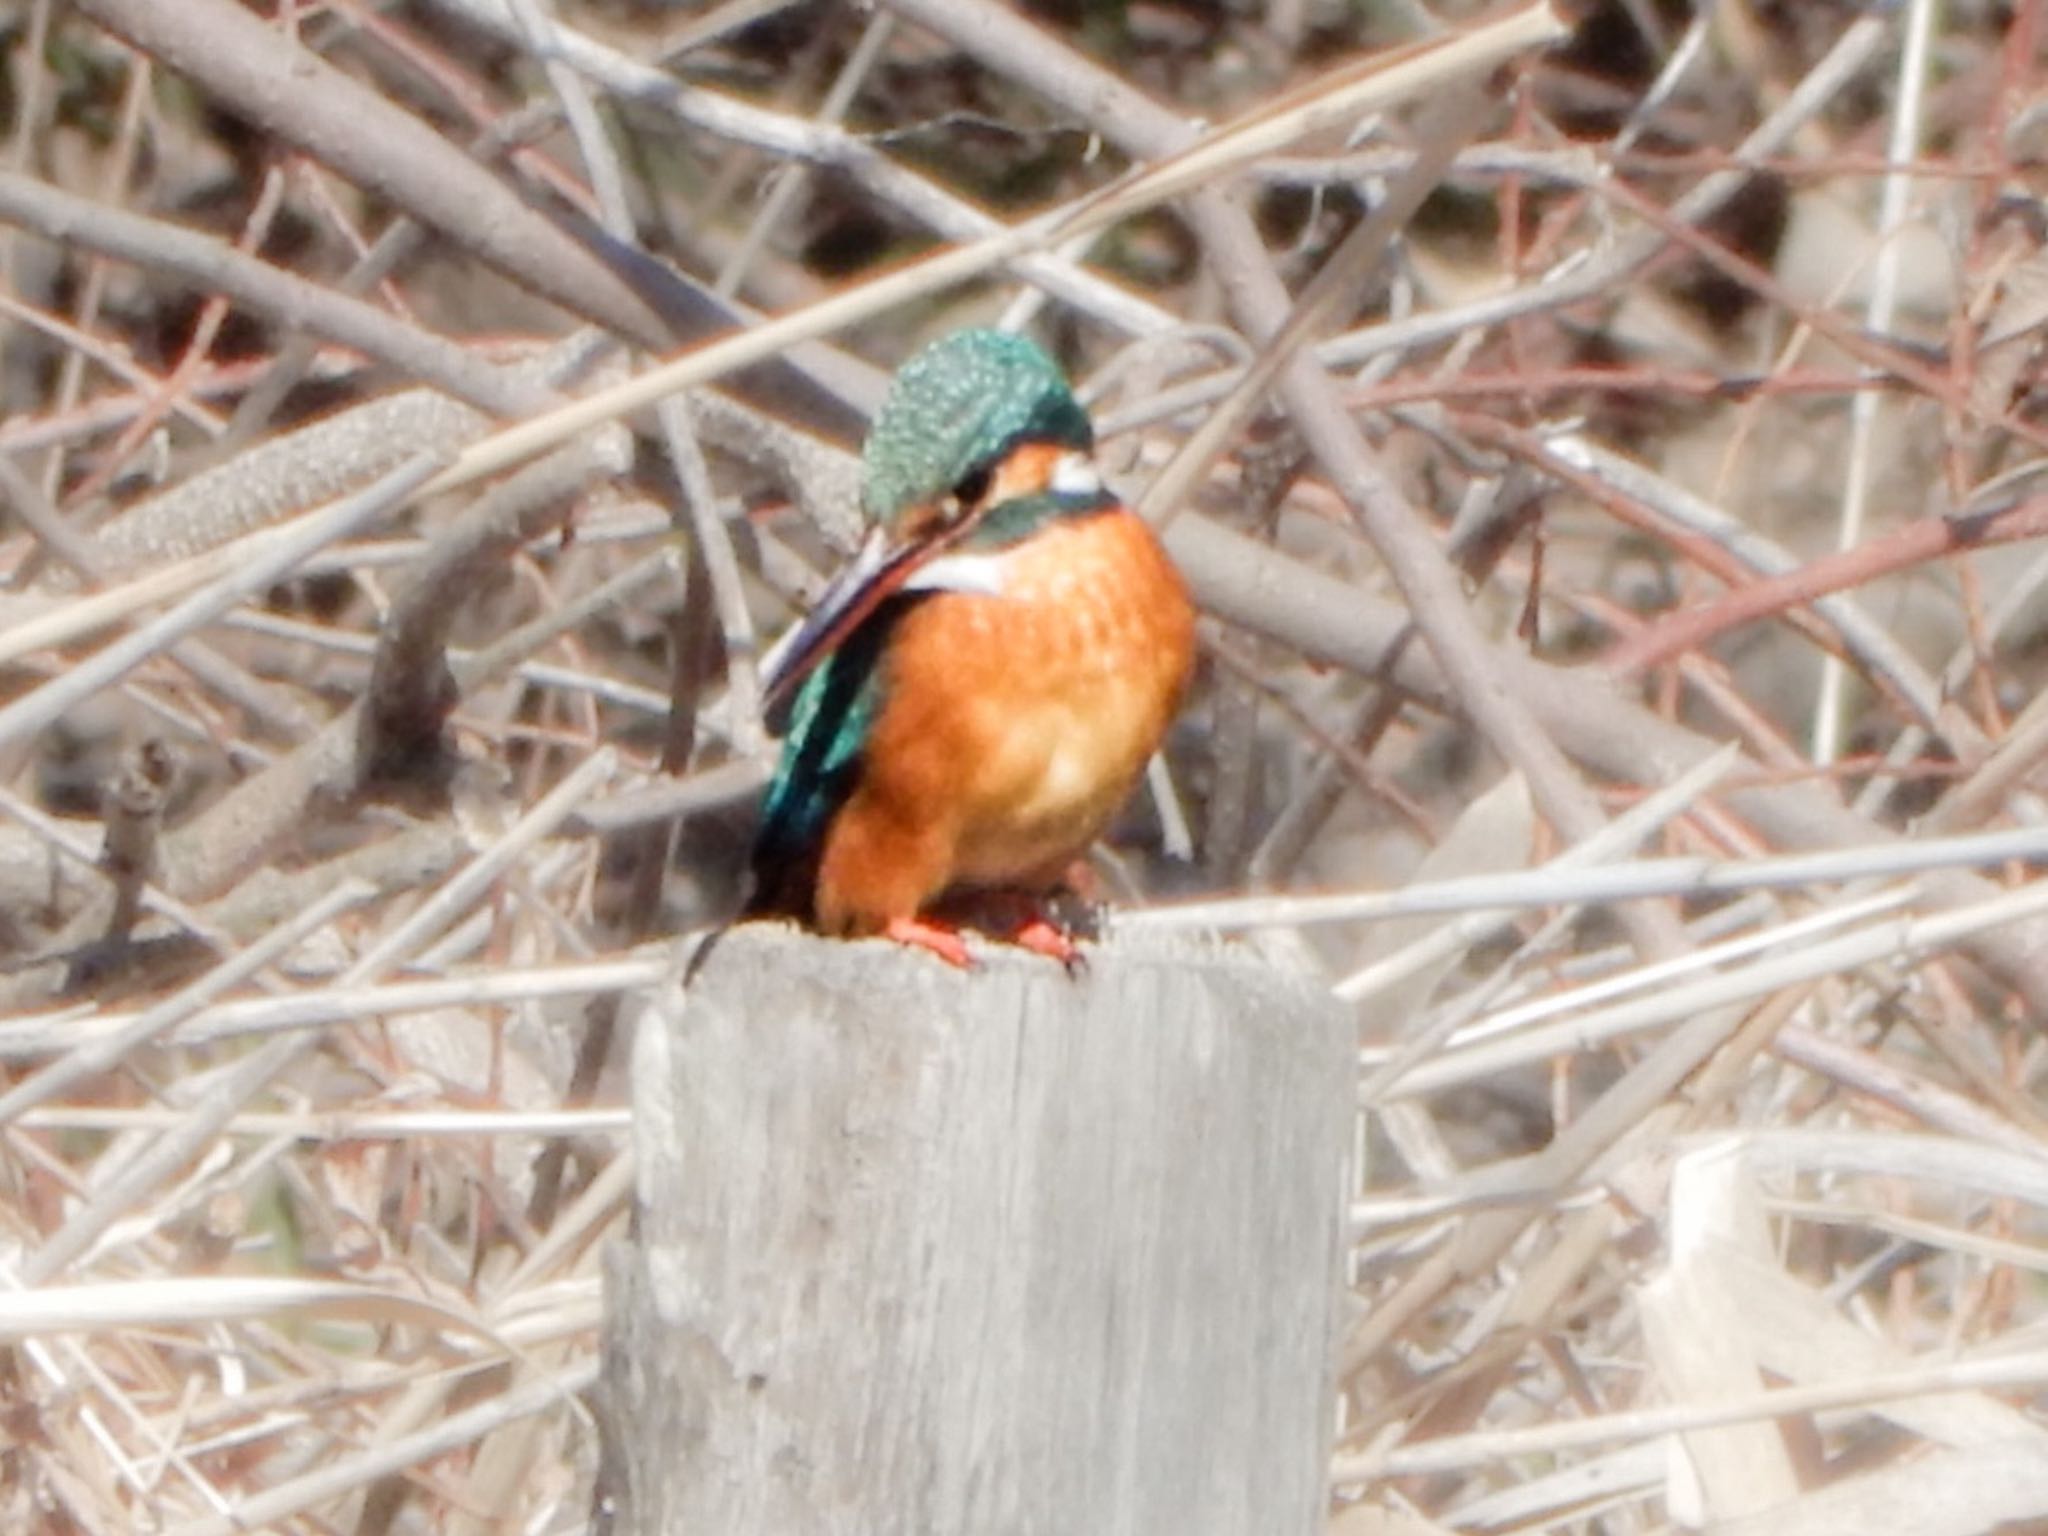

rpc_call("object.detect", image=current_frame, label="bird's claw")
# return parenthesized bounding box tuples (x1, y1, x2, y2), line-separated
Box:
(1008, 915, 1087, 976)
(881, 906, 1086, 976)
(883, 915, 976, 970)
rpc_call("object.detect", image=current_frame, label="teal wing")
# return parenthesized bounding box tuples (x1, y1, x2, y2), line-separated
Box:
(747, 599, 907, 916)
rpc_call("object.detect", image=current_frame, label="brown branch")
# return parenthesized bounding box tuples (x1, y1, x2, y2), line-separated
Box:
(96, 738, 175, 951)
(356, 431, 631, 793)
(1602, 498, 2048, 680)
(0, 171, 548, 419)
(1165, 508, 2048, 1005)
(68, 0, 673, 349)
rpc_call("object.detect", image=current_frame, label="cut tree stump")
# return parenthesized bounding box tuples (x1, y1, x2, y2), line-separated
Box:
(596, 924, 1352, 1535)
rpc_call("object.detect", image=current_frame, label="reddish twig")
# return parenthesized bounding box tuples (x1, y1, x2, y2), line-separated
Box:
(1604, 497, 2048, 679)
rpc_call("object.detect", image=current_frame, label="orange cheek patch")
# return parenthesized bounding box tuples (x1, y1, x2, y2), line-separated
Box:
(984, 441, 1064, 506)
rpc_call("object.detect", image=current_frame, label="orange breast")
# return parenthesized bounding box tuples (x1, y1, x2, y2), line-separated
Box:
(812, 508, 1195, 933)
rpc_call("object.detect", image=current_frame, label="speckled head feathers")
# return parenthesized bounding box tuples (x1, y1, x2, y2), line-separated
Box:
(860, 330, 1092, 525)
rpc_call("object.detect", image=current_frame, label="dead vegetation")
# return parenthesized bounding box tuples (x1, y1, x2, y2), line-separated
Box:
(3, 0, 2048, 1530)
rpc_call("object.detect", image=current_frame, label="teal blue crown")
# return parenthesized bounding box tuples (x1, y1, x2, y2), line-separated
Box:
(860, 329, 1092, 524)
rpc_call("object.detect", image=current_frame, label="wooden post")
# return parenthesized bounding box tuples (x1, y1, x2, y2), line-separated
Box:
(596, 926, 1352, 1535)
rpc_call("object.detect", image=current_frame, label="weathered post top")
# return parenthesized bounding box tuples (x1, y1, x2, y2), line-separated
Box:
(598, 924, 1352, 1535)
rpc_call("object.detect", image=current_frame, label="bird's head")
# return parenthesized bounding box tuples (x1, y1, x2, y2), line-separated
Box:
(860, 329, 1108, 549)
(758, 330, 1113, 722)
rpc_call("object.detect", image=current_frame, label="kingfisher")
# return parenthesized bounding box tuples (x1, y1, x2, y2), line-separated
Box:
(746, 329, 1196, 968)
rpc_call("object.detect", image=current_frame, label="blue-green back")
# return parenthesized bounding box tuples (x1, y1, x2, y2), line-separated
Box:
(748, 598, 903, 911)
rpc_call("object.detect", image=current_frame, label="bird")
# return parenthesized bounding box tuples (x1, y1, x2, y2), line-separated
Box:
(746, 328, 1196, 968)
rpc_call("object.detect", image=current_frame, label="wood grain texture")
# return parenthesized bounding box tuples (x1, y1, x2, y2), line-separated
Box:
(597, 924, 1352, 1536)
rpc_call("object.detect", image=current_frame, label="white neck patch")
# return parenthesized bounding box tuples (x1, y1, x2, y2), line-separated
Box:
(1049, 451, 1102, 499)
(902, 552, 1009, 598)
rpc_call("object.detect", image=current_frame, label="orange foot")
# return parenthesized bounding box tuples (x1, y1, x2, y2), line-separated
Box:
(883, 914, 974, 969)
(1002, 911, 1086, 977)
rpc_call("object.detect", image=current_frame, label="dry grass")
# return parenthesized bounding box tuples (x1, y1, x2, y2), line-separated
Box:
(4, 0, 2048, 1530)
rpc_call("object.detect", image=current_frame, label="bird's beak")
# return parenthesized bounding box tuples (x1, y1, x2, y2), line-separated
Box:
(758, 514, 1006, 730)
(758, 526, 895, 722)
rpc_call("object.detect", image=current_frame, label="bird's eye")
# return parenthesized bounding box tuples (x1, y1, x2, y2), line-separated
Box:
(950, 465, 992, 514)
